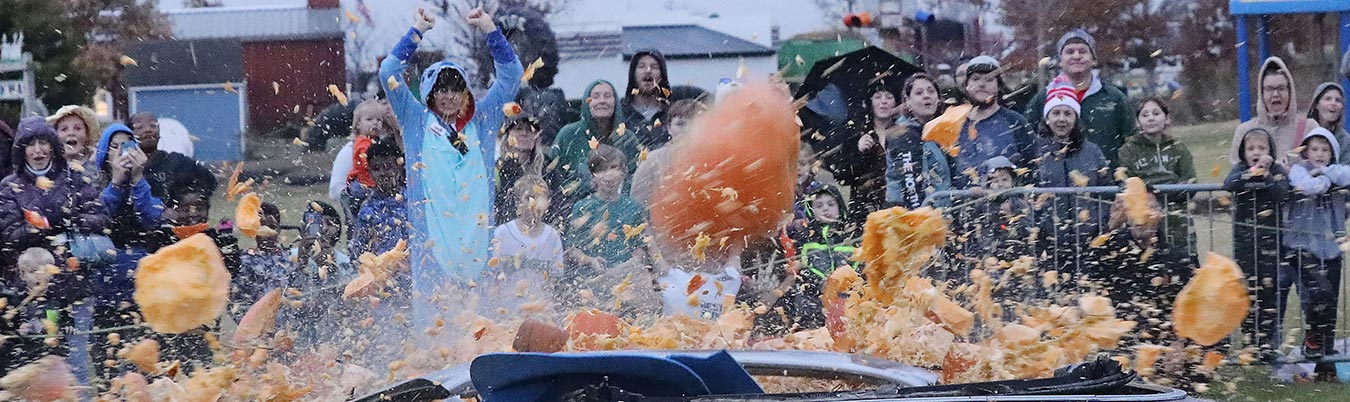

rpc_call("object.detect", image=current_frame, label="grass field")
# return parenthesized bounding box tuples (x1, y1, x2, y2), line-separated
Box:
(1172, 121, 1350, 398)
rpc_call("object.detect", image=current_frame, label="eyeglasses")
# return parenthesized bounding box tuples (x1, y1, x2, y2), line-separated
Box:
(1262, 85, 1290, 94)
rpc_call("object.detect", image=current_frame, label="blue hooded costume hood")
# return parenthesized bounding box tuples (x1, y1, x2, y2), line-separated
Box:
(380, 24, 522, 287)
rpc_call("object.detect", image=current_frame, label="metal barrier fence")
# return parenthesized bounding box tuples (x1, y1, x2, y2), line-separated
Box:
(922, 183, 1350, 364)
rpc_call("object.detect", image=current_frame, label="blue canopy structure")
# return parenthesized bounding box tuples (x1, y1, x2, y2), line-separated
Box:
(1230, 0, 1350, 123)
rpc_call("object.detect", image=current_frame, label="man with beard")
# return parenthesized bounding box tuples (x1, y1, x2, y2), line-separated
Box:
(129, 112, 217, 205)
(951, 56, 1034, 189)
(621, 50, 672, 149)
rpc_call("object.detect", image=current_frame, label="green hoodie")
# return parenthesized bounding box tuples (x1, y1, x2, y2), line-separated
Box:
(1117, 132, 1196, 185)
(552, 80, 641, 180)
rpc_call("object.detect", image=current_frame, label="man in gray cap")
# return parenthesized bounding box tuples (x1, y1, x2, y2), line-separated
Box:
(1023, 28, 1134, 167)
(952, 55, 1035, 189)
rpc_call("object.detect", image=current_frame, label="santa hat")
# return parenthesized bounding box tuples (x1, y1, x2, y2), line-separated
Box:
(1042, 75, 1081, 119)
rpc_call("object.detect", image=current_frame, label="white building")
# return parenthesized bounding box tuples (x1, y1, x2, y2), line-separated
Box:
(554, 23, 777, 98)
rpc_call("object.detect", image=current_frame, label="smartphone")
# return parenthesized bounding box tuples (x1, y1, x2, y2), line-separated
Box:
(121, 138, 140, 156)
(302, 211, 323, 237)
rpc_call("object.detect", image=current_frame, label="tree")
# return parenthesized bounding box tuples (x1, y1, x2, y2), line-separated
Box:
(1000, 0, 1176, 72)
(0, 1, 86, 121)
(67, 0, 171, 119)
(1171, 0, 1236, 121)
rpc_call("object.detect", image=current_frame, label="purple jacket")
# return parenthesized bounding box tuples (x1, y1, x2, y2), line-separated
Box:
(0, 117, 108, 265)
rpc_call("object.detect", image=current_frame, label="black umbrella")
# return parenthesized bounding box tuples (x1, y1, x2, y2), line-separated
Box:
(794, 46, 923, 190)
(795, 46, 923, 124)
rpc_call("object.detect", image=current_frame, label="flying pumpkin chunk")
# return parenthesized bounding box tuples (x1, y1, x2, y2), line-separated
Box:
(922, 104, 971, 156)
(172, 223, 209, 239)
(235, 193, 262, 238)
(1173, 252, 1249, 346)
(650, 83, 798, 256)
(133, 234, 231, 334)
(1120, 177, 1157, 227)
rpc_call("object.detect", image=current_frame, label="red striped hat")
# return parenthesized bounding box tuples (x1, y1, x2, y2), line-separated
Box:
(1043, 75, 1081, 118)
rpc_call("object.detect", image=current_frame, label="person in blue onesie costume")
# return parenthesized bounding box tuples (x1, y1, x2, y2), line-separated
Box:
(379, 8, 522, 294)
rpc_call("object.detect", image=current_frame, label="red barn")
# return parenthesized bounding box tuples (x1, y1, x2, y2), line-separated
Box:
(126, 0, 346, 154)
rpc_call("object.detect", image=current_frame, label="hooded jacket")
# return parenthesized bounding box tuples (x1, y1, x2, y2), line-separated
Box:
(92, 123, 217, 206)
(553, 80, 640, 192)
(1024, 71, 1134, 165)
(379, 24, 522, 283)
(1283, 128, 1350, 260)
(1307, 82, 1350, 163)
(1224, 128, 1289, 279)
(0, 117, 108, 264)
(91, 124, 172, 305)
(783, 183, 856, 330)
(621, 49, 672, 148)
(94, 124, 171, 249)
(1116, 132, 1196, 186)
(884, 116, 952, 209)
(1229, 57, 1321, 164)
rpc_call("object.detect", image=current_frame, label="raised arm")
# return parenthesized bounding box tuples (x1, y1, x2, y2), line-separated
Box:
(467, 8, 523, 157)
(380, 9, 436, 158)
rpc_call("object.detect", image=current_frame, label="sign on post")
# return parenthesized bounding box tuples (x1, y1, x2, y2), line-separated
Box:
(0, 79, 25, 100)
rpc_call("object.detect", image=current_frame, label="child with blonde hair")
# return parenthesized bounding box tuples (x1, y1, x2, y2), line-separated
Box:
(329, 99, 400, 228)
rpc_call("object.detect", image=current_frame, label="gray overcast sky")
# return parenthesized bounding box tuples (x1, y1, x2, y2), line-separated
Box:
(157, 0, 835, 38)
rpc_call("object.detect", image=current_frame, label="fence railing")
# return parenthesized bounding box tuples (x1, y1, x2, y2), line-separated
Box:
(920, 183, 1350, 364)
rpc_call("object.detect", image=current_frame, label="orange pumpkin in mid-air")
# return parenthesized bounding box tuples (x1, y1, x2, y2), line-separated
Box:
(132, 234, 231, 334)
(649, 82, 798, 258)
(234, 193, 262, 238)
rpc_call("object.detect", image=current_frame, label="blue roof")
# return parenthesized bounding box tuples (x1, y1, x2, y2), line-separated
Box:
(621, 25, 775, 60)
(1229, 0, 1350, 15)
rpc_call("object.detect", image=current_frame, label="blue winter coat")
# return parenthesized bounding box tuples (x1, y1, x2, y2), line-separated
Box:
(91, 124, 171, 305)
(379, 26, 522, 285)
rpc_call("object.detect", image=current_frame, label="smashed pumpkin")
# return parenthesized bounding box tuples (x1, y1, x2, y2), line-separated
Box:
(235, 193, 262, 238)
(1173, 252, 1249, 346)
(132, 234, 231, 333)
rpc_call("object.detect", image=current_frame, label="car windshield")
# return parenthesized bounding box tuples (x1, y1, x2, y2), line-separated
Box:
(2, 1, 1348, 402)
